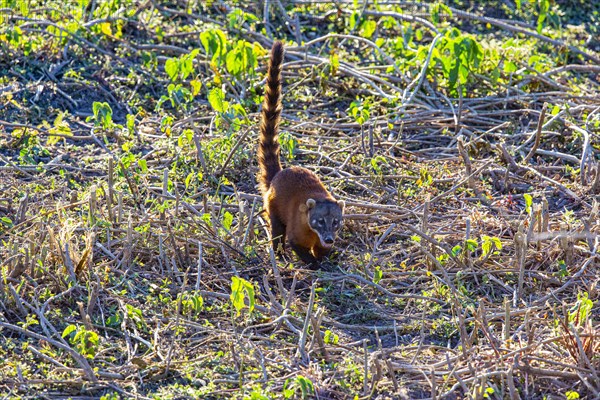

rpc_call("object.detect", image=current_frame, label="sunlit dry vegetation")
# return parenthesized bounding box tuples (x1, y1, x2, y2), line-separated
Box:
(1, 0, 599, 398)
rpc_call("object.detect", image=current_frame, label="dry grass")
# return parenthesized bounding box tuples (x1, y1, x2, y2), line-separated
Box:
(1, 1, 599, 399)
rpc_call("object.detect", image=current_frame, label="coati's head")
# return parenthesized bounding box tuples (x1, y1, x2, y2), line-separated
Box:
(300, 198, 345, 248)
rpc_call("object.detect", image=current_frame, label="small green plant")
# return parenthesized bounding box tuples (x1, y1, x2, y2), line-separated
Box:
(179, 291, 204, 315)
(565, 390, 580, 400)
(62, 324, 99, 358)
(569, 292, 593, 326)
(12, 128, 50, 165)
(433, 28, 483, 95)
(227, 8, 260, 30)
(279, 131, 297, 161)
(90, 101, 114, 129)
(157, 83, 195, 111)
(207, 87, 249, 132)
(370, 155, 388, 175)
(165, 49, 200, 82)
(535, 0, 551, 33)
(230, 276, 255, 317)
(481, 235, 502, 258)
(125, 304, 147, 331)
(416, 167, 433, 187)
(283, 375, 315, 399)
(47, 111, 73, 146)
(556, 259, 568, 279)
(561, 208, 577, 225)
(323, 329, 339, 345)
(483, 386, 495, 398)
(221, 211, 233, 231)
(348, 98, 371, 125)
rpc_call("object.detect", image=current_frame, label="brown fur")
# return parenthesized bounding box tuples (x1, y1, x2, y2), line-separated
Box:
(258, 42, 344, 265)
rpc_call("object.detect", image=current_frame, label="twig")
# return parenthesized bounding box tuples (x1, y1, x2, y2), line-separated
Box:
(523, 103, 547, 164)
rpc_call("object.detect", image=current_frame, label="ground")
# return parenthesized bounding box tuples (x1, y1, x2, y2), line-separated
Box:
(0, 1, 599, 399)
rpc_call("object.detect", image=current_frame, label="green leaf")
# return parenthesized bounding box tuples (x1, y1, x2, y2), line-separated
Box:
(126, 114, 135, 135)
(100, 22, 112, 36)
(208, 88, 229, 113)
(349, 11, 360, 30)
(226, 45, 244, 77)
(295, 376, 314, 398)
(359, 20, 377, 39)
(190, 79, 202, 96)
(566, 390, 580, 400)
(451, 245, 462, 257)
(165, 58, 178, 81)
(524, 193, 533, 213)
(536, 0, 549, 34)
(62, 324, 77, 338)
(0, 216, 13, 227)
(230, 276, 255, 316)
(138, 159, 147, 173)
(373, 266, 382, 284)
(481, 235, 502, 258)
(465, 239, 478, 252)
(222, 211, 233, 230)
(180, 49, 199, 80)
(200, 29, 228, 65)
(504, 61, 518, 73)
(185, 172, 194, 189)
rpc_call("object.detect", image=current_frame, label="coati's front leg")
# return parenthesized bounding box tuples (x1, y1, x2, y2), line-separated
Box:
(312, 246, 332, 261)
(290, 241, 318, 265)
(270, 215, 286, 257)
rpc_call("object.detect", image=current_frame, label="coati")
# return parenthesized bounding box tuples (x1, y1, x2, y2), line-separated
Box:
(258, 41, 345, 265)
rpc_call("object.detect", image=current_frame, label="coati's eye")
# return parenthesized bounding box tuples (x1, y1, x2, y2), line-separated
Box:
(318, 218, 324, 225)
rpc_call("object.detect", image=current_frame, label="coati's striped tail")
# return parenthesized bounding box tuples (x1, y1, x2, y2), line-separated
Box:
(258, 41, 284, 194)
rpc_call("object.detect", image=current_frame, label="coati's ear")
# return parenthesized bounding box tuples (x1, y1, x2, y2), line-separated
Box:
(299, 198, 316, 212)
(337, 200, 345, 211)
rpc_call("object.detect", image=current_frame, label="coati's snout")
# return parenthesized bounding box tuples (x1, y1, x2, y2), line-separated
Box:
(303, 198, 345, 248)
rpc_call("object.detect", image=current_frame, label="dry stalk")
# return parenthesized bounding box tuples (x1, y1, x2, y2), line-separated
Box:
(296, 281, 317, 365)
(515, 226, 527, 303)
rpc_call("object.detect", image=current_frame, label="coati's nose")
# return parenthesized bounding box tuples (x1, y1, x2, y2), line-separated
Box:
(324, 236, 334, 245)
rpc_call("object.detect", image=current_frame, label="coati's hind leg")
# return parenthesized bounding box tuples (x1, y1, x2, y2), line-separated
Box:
(290, 241, 318, 265)
(270, 215, 286, 256)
